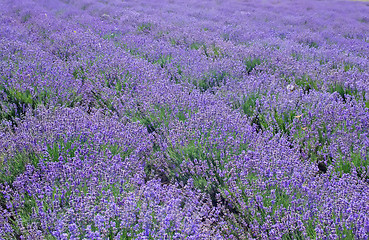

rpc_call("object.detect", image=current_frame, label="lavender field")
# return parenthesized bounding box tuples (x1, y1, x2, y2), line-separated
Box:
(0, 0, 369, 239)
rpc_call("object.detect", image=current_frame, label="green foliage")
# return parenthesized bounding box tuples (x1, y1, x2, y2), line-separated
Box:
(301, 123, 330, 163)
(46, 134, 90, 162)
(46, 132, 133, 164)
(344, 62, 354, 72)
(72, 66, 87, 81)
(155, 30, 168, 39)
(121, 43, 173, 70)
(190, 42, 204, 50)
(0, 151, 39, 184)
(243, 57, 263, 74)
(291, 52, 302, 61)
(167, 142, 220, 191)
(344, 33, 354, 39)
(21, 12, 31, 23)
(152, 55, 172, 68)
(261, 186, 298, 217)
(127, 104, 196, 135)
(193, 70, 229, 92)
(170, 38, 178, 46)
(319, 59, 328, 65)
(166, 129, 249, 195)
(0, 85, 51, 127)
(327, 82, 358, 102)
(103, 32, 119, 40)
(61, 91, 83, 108)
(273, 109, 296, 135)
(176, 64, 183, 76)
(212, 45, 221, 58)
(294, 74, 318, 94)
(91, 90, 116, 113)
(335, 147, 369, 179)
(222, 33, 230, 41)
(122, 44, 141, 56)
(189, 42, 219, 59)
(101, 69, 132, 95)
(240, 94, 259, 117)
(168, 64, 183, 83)
(309, 41, 318, 48)
(302, 40, 318, 49)
(4, 192, 38, 239)
(232, 93, 269, 131)
(137, 23, 152, 33)
(317, 125, 329, 147)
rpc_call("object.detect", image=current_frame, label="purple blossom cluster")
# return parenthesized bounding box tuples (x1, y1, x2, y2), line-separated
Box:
(0, 0, 369, 239)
